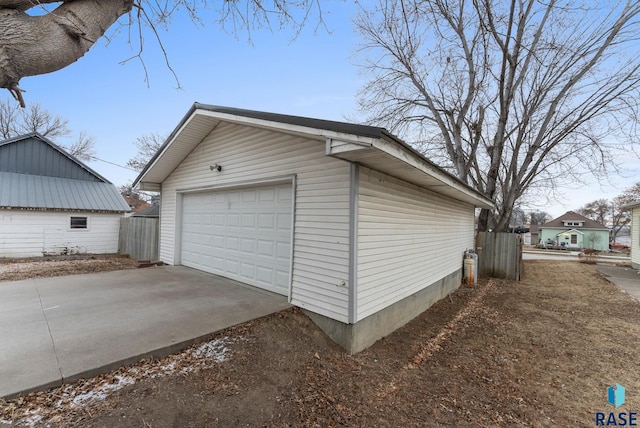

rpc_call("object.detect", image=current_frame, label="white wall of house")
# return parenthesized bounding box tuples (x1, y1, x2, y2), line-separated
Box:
(159, 122, 353, 322)
(632, 207, 640, 269)
(0, 210, 122, 258)
(356, 167, 475, 321)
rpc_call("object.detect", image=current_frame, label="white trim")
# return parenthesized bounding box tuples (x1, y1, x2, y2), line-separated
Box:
(68, 215, 90, 231)
(325, 137, 372, 156)
(556, 228, 585, 236)
(176, 175, 296, 195)
(177, 176, 296, 296)
(195, 109, 377, 145)
(348, 163, 359, 324)
(142, 114, 221, 183)
(174, 193, 183, 265)
(288, 175, 297, 302)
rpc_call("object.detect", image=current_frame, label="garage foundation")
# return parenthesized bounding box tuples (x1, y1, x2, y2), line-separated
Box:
(304, 268, 463, 354)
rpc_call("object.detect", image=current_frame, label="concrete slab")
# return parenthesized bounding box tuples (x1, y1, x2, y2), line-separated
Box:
(0, 266, 290, 398)
(597, 265, 640, 301)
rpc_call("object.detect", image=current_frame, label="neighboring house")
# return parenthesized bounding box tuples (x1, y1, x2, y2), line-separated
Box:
(123, 194, 151, 213)
(624, 202, 640, 269)
(524, 225, 540, 246)
(0, 133, 130, 258)
(134, 104, 493, 353)
(539, 211, 610, 251)
(131, 204, 159, 218)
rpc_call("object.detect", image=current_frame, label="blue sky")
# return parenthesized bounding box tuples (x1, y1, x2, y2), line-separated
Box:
(12, 2, 363, 186)
(4, 1, 639, 218)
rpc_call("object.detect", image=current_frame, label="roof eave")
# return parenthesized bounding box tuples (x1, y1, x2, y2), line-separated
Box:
(326, 134, 493, 209)
(135, 104, 494, 209)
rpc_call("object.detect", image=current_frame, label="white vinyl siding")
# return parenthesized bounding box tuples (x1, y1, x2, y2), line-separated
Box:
(632, 207, 640, 268)
(0, 210, 122, 258)
(356, 168, 475, 321)
(160, 122, 351, 322)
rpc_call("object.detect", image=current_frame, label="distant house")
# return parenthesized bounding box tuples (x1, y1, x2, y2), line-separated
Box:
(123, 194, 151, 213)
(0, 133, 130, 258)
(133, 103, 493, 353)
(523, 224, 539, 246)
(539, 211, 609, 251)
(625, 202, 640, 269)
(131, 204, 159, 218)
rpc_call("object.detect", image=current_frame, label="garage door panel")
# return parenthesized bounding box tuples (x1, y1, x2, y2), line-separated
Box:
(241, 214, 255, 227)
(257, 240, 274, 257)
(181, 182, 292, 296)
(276, 270, 289, 288)
(227, 213, 240, 227)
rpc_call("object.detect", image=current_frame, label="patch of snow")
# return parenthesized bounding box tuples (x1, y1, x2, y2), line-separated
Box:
(20, 413, 43, 427)
(2, 335, 244, 427)
(71, 375, 136, 407)
(193, 337, 232, 362)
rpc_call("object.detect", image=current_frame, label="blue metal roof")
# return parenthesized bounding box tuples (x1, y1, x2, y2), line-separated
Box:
(0, 172, 130, 212)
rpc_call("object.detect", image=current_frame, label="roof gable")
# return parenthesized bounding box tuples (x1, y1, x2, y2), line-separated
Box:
(555, 228, 584, 236)
(541, 211, 608, 230)
(134, 103, 494, 209)
(0, 134, 130, 212)
(0, 133, 107, 182)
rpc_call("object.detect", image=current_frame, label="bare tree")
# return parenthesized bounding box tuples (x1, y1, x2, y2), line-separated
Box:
(529, 211, 551, 226)
(610, 182, 640, 241)
(65, 131, 97, 162)
(585, 232, 602, 250)
(0, 98, 96, 160)
(0, 99, 69, 140)
(577, 199, 611, 226)
(119, 183, 152, 207)
(0, 0, 324, 106)
(126, 132, 166, 172)
(355, 0, 640, 231)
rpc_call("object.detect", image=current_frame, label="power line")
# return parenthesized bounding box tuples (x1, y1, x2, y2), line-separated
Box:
(87, 155, 138, 172)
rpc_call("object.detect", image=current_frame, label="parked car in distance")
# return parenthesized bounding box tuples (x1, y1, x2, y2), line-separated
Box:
(610, 242, 629, 250)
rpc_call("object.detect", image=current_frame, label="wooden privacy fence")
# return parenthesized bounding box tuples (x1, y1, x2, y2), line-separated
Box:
(475, 232, 523, 280)
(118, 217, 159, 261)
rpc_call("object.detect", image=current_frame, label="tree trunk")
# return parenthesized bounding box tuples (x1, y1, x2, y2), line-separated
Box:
(0, 0, 133, 104)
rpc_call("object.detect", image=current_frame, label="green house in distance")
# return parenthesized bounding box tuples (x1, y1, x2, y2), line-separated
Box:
(538, 211, 610, 251)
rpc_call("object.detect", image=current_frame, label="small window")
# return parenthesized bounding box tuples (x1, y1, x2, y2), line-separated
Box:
(571, 234, 578, 244)
(70, 216, 88, 229)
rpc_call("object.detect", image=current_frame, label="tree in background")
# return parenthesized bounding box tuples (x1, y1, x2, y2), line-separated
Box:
(0, 98, 96, 161)
(578, 183, 640, 242)
(585, 232, 602, 250)
(611, 183, 640, 241)
(119, 183, 152, 208)
(0, 0, 324, 106)
(509, 207, 527, 227)
(577, 199, 610, 226)
(126, 132, 166, 172)
(121, 132, 167, 205)
(529, 211, 552, 226)
(355, 0, 640, 232)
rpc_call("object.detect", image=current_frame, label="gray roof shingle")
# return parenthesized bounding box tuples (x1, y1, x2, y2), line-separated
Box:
(541, 211, 608, 230)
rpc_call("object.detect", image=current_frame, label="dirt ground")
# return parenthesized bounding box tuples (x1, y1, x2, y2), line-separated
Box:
(0, 255, 138, 282)
(1, 260, 640, 427)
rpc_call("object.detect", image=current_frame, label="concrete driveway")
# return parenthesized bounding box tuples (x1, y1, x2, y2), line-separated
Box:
(0, 266, 290, 399)
(597, 264, 640, 301)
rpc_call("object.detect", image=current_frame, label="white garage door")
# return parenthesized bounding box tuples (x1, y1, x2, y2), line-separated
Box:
(181, 182, 292, 296)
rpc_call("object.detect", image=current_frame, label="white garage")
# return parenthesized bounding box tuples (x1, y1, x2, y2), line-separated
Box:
(134, 103, 493, 353)
(180, 182, 293, 296)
